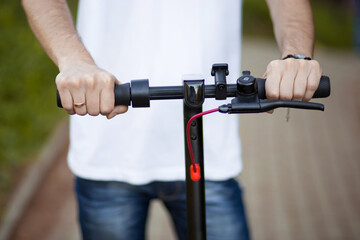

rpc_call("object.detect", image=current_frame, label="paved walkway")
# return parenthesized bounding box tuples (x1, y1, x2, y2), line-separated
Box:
(5, 38, 360, 240)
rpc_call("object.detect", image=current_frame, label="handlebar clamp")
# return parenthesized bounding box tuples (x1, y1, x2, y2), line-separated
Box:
(130, 79, 150, 107)
(211, 63, 229, 100)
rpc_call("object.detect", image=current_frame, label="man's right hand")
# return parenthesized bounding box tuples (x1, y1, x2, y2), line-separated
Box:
(56, 63, 128, 119)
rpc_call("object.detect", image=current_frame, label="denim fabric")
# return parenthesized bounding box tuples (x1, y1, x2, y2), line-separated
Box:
(75, 178, 250, 240)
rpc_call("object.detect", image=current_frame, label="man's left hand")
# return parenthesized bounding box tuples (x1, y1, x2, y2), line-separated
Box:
(264, 58, 322, 102)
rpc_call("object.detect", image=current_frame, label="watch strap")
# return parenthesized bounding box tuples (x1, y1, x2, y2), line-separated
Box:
(282, 54, 312, 60)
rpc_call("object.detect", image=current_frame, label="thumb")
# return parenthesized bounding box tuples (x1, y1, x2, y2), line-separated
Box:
(107, 78, 129, 119)
(106, 105, 128, 119)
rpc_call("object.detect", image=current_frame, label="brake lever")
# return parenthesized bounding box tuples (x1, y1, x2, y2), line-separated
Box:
(219, 99, 324, 114)
(259, 99, 324, 112)
(218, 70, 325, 114)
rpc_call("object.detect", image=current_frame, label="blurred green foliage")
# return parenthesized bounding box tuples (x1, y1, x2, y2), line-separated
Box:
(243, 0, 353, 49)
(0, 1, 77, 213)
(0, 2, 57, 191)
(311, 1, 353, 48)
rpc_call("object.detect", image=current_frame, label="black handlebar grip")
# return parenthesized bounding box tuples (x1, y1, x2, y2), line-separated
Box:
(56, 83, 132, 108)
(56, 90, 62, 108)
(256, 75, 331, 99)
(114, 83, 131, 106)
(313, 76, 331, 98)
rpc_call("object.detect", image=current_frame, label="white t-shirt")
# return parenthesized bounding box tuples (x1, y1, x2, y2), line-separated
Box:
(68, 0, 243, 185)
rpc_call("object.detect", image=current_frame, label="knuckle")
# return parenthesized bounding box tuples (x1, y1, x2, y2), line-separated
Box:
(267, 60, 280, 70)
(56, 76, 71, 89)
(60, 97, 73, 110)
(101, 105, 114, 115)
(307, 81, 318, 91)
(280, 91, 293, 100)
(303, 94, 312, 102)
(310, 59, 320, 68)
(88, 111, 100, 116)
(298, 59, 307, 68)
(56, 81, 67, 90)
(284, 58, 296, 70)
(101, 109, 112, 116)
(63, 105, 73, 112)
(293, 90, 305, 100)
(266, 89, 279, 99)
(65, 110, 75, 115)
(84, 75, 97, 90)
(66, 77, 82, 89)
(55, 74, 63, 86)
(99, 73, 115, 86)
(310, 60, 322, 74)
(77, 110, 87, 116)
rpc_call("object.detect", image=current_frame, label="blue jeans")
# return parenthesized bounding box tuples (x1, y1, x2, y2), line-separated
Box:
(75, 178, 250, 240)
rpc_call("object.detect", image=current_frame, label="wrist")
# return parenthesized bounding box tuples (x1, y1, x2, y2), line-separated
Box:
(58, 50, 95, 71)
(281, 49, 313, 60)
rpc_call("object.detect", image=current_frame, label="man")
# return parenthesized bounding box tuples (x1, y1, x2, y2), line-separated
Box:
(22, 0, 322, 239)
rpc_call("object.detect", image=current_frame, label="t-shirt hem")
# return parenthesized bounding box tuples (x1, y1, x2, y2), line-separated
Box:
(68, 159, 242, 185)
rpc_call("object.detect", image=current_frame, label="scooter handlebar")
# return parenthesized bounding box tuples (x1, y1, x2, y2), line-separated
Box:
(57, 76, 330, 108)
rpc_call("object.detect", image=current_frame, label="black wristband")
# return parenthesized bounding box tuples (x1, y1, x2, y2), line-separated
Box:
(282, 54, 312, 60)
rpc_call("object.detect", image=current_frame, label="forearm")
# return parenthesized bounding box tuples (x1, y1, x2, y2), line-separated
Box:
(266, 0, 315, 58)
(22, 0, 127, 117)
(22, 0, 94, 70)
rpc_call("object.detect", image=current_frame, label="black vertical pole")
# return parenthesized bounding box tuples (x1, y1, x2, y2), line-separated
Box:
(183, 80, 207, 240)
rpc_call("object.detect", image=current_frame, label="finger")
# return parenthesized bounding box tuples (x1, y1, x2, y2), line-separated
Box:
(72, 90, 87, 115)
(265, 72, 280, 113)
(58, 89, 75, 115)
(264, 60, 283, 114)
(265, 60, 282, 100)
(292, 68, 309, 101)
(303, 65, 321, 101)
(279, 62, 297, 101)
(265, 72, 281, 100)
(266, 73, 282, 100)
(100, 80, 116, 116)
(106, 105, 128, 119)
(86, 89, 100, 116)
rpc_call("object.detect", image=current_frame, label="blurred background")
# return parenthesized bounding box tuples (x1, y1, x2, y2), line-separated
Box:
(0, 0, 359, 239)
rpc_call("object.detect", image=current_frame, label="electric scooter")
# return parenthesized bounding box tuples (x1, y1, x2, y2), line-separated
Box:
(57, 63, 330, 240)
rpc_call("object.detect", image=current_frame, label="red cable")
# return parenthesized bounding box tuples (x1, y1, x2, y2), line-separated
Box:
(186, 108, 219, 181)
